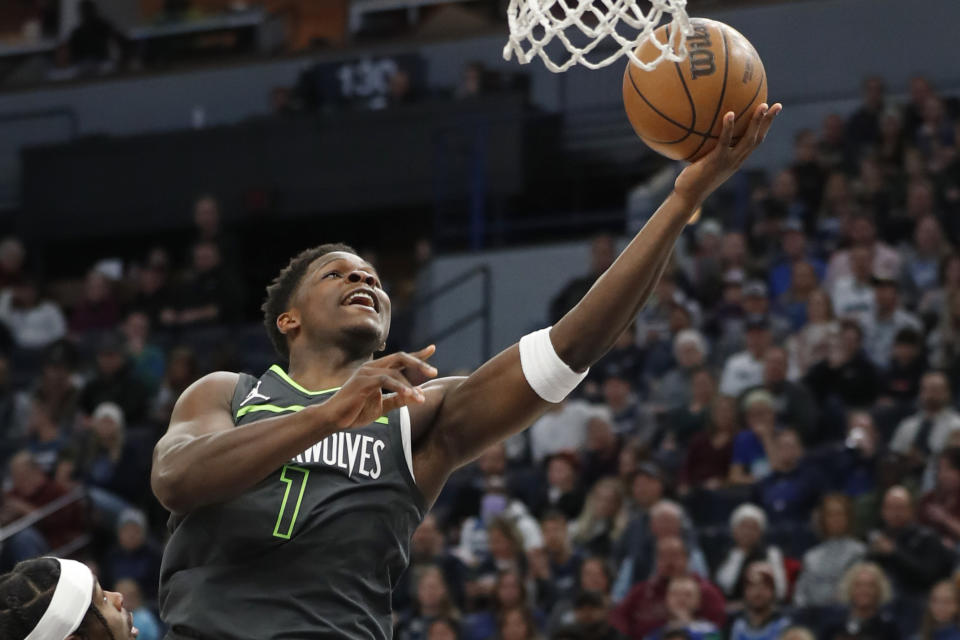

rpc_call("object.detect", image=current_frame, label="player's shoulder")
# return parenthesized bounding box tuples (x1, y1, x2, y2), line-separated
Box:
(177, 371, 244, 408)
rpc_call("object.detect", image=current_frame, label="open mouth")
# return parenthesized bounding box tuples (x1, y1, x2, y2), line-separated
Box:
(342, 288, 379, 313)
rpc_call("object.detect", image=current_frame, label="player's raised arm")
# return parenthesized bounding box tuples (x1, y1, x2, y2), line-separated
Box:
(412, 103, 781, 498)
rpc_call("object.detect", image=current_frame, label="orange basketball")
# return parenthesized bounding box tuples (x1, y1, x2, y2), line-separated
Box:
(622, 18, 767, 162)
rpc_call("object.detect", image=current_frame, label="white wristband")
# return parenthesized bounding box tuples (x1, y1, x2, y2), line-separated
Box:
(518, 327, 589, 403)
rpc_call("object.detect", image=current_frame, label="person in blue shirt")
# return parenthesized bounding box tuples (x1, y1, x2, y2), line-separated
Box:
(915, 580, 960, 640)
(754, 428, 823, 528)
(729, 562, 792, 640)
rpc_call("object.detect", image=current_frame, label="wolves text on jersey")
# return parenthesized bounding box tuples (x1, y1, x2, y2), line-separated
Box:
(291, 431, 386, 479)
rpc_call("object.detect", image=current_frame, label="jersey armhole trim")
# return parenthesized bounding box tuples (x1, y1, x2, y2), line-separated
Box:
(399, 405, 416, 483)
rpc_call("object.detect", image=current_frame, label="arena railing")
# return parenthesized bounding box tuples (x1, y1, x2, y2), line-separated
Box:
(413, 264, 492, 362)
(0, 485, 91, 558)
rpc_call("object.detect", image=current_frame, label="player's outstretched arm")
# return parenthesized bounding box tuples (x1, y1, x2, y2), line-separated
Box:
(411, 103, 781, 501)
(152, 351, 435, 514)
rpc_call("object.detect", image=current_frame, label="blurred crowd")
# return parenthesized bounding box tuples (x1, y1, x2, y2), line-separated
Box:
(0, 73, 960, 640)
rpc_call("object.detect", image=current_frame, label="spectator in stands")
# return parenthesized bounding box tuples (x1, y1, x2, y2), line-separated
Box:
(67, 0, 124, 70)
(602, 370, 651, 440)
(730, 389, 777, 484)
(610, 536, 725, 640)
(680, 396, 736, 493)
(779, 261, 823, 332)
(900, 215, 951, 308)
(192, 194, 239, 268)
(868, 487, 952, 600)
(122, 311, 165, 394)
(0, 451, 86, 569)
(468, 517, 529, 600)
(456, 478, 543, 569)
(114, 578, 162, 640)
(131, 250, 174, 328)
(787, 289, 839, 376)
(804, 319, 879, 431)
(644, 576, 721, 640)
(571, 477, 628, 558)
(652, 329, 709, 413)
(79, 332, 150, 425)
(889, 372, 960, 486)
(402, 514, 467, 611)
(165, 241, 244, 327)
(0, 236, 26, 288)
(0, 353, 28, 460)
(550, 589, 622, 640)
(930, 292, 960, 380)
(826, 214, 901, 292)
(815, 173, 858, 248)
(69, 268, 121, 335)
(456, 62, 486, 100)
(660, 368, 714, 456)
(847, 76, 886, 157)
(537, 510, 581, 604)
(468, 568, 541, 640)
(917, 580, 960, 640)
(494, 606, 541, 640)
(103, 508, 161, 601)
(918, 447, 960, 548)
(28, 340, 79, 433)
(150, 345, 198, 426)
(533, 453, 585, 520)
(715, 505, 788, 604)
(23, 398, 64, 474)
(0, 276, 66, 350)
(720, 316, 772, 398)
(616, 461, 665, 560)
(584, 324, 645, 403)
(550, 235, 615, 324)
(860, 270, 923, 369)
(821, 562, 899, 640)
(755, 428, 823, 527)
(770, 221, 826, 300)
(754, 346, 818, 444)
(877, 109, 906, 175)
(903, 77, 936, 139)
(729, 562, 792, 640)
(581, 415, 621, 488)
(878, 329, 927, 415)
(399, 565, 460, 640)
(920, 254, 960, 327)
(716, 282, 790, 363)
(793, 494, 867, 608)
(529, 400, 607, 464)
(427, 618, 461, 640)
(790, 130, 827, 217)
(831, 245, 877, 318)
(819, 113, 850, 171)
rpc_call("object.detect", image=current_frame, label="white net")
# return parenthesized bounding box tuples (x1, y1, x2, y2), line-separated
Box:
(503, 0, 693, 73)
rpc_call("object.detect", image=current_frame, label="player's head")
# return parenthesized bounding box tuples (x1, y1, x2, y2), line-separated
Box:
(0, 557, 137, 640)
(262, 244, 391, 361)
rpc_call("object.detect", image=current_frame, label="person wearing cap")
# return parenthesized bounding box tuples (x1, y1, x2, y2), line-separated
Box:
(858, 269, 922, 368)
(103, 508, 162, 602)
(729, 562, 792, 640)
(0, 556, 139, 639)
(719, 316, 772, 399)
(78, 333, 150, 426)
(768, 220, 825, 300)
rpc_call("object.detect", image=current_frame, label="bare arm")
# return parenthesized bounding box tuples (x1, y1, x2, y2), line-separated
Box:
(153, 351, 436, 514)
(411, 105, 782, 499)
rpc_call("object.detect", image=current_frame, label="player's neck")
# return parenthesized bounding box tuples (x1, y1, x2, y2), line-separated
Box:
(287, 344, 371, 391)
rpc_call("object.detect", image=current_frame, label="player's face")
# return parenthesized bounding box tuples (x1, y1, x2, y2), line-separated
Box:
(293, 252, 391, 353)
(86, 581, 139, 639)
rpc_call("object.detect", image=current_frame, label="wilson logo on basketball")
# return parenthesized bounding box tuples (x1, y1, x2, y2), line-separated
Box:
(686, 25, 716, 79)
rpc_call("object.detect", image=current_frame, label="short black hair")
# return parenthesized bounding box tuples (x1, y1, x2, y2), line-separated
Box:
(0, 557, 61, 639)
(261, 243, 357, 360)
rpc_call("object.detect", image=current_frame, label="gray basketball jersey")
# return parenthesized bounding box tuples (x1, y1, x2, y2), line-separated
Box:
(159, 365, 425, 640)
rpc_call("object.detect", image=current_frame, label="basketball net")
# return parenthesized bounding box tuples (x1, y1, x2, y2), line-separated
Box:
(503, 0, 693, 73)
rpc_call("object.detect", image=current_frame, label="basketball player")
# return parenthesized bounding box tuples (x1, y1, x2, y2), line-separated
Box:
(152, 104, 781, 639)
(0, 557, 139, 639)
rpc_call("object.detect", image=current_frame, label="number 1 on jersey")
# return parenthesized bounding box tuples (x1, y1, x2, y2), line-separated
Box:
(273, 465, 309, 539)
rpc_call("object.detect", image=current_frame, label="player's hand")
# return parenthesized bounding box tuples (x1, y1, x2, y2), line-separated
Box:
(673, 102, 782, 209)
(322, 345, 437, 430)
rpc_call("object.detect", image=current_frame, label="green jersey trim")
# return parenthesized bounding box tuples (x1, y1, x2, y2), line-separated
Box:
(269, 365, 342, 395)
(237, 402, 388, 424)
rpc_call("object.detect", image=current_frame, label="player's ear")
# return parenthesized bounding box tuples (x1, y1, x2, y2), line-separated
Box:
(277, 310, 300, 336)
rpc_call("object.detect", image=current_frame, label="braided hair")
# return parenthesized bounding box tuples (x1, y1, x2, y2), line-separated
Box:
(0, 557, 116, 640)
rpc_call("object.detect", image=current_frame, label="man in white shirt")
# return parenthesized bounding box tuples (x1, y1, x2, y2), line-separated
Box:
(0, 278, 67, 350)
(859, 271, 922, 368)
(529, 399, 611, 465)
(719, 315, 771, 398)
(825, 214, 902, 290)
(890, 371, 960, 488)
(830, 245, 876, 318)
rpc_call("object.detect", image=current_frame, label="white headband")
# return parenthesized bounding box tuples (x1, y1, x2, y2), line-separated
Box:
(25, 558, 94, 640)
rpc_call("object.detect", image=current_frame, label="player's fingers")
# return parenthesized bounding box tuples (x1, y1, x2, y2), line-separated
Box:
(381, 392, 412, 414)
(716, 111, 735, 150)
(755, 103, 782, 143)
(736, 103, 767, 151)
(359, 368, 424, 402)
(377, 352, 438, 382)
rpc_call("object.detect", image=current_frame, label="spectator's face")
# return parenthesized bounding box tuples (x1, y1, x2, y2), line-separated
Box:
(874, 283, 898, 312)
(591, 236, 615, 275)
(676, 341, 704, 369)
(907, 184, 935, 218)
(139, 266, 165, 293)
(743, 567, 775, 612)
(864, 77, 885, 109)
(745, 327, 772, 357)
(85, 271, 110, 302)
(123, 312, 149, 342)
(488, 528, 514, 560)
(711, 397, 737, 434)
(783, 230, 806, 259)
(9, 456, 43, 495)
(633, 473, 663, 508)
(690, 370, 714, 405)
(194, 197, 220, 233)
(793, 132, 817, 163)
(593, 483, 621, 519)
(791, 262, 818, 293)
(118, 522, 145, 551)
(807, 290, 831, 323)
(651, 509, 682, 539)
(823, 114, 845, 143)
(618, 446, 637, 478)
(500, 609, 530, 640)
(193, 244, 220, 272)
(881, 112, 902, 140)
(721, 233, 746, 264)
(840, 326, 863, 356)
(946, 258, 960, 288)
(427, 620, 458, 640)
(920, 373, 951, 412)
(665, 578, 700, 619)
(722, 282, 743, 305)
(668, 306, 692, 333)
(850, 219, 876, 246)
(772, 171, 798, 202)
(411, 515, 443, 558)
(497, 572, 523, 608)
(542, 517, 568, 554)
(774, 431, 803, 471)
(850, 246, 873, 280)
(580, 559, 609, 593)
(923, 96, 946, 125)
(389, 70, 411, 99)
(891, 341, 919, 366)
(93, 416, 121, 445)
(914, 215, 940, 251)
(743, 293, 768, 316)
(547, 457, 576, 491)
(97, 350, 125, 376)
(824, 173, 850, 205)
(478, 444, 506, 476)
(656, 538, 688, 578)
(910, 77, 933, 105)
(882, 489, 913, 529)
(417, 569, 446, 610)
(850, 568, 881, 611)
(603, 377, 632, 407)
(745, 403, 775, 432)
(763, 349, 788, 385)
(586, 417, 615, 452)
(822, 499, 850, 538)
(930, 582, 959, 625)
(937, 458, 960, 493)
(733, 517, 763, 550)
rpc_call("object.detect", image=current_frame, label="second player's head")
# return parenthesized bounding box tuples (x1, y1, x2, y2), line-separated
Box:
(262, 244, 391, 363)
